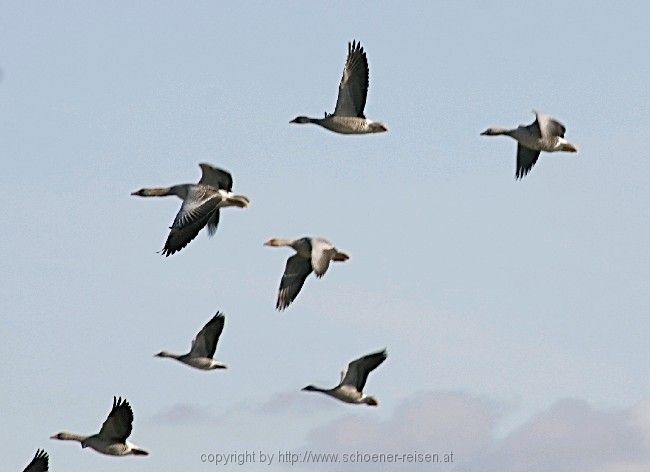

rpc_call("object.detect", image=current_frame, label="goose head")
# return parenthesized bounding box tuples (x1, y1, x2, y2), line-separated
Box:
(130, 189, 146, 196)
(290, 116, 312, 124)
(301, 385, 320, 392)
(480, 127, 509, 136)
(50, 432, 80, 442)
(264, 238, 292, 247)
(154, 351, 179, 359)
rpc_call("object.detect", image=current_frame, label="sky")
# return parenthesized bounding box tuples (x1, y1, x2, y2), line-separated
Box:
(1, 1, 649, 470)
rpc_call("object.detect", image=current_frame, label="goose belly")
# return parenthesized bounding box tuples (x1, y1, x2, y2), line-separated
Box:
(322, 117, 371, 134)
(86, 438, 129, 456)
(332, 386, 363, 403)
(183, 357, 217, 370)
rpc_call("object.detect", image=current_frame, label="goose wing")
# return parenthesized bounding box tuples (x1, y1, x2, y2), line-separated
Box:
(310, 238, 335, 277)
(516, 144, 541, 179)
(98, 397, 133, 443)
(198, 163, 233, 191)
(171, 186, 220, 228)
(333, 41, 369, 118)
(23, 449, 49, 472)
(190, 313, 225, 358)
(535, 111, 566, 139)
(277, 254, 313, 310)
(206, 209, 221, 236)
(340, 350, 387, 392)
(161, 187, 220, 256)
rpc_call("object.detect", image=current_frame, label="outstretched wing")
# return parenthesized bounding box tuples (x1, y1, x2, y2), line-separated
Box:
(516, 144, 541, 179)
(198, 163, 233, 191)
(341, 350, 387, 392)
(310, 238, 335, 277)
(276, 255, 313, 310)
(190, 313, 225, 358)
(161, 187, 220, 256)
(333, 41, 369, 118)
(535, 111, 566, 139)
(23, 449, 49, 472)
(98, 397, 134, 443)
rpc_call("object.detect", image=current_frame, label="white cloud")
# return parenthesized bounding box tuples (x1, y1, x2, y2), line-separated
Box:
(299, 392, 650, 472)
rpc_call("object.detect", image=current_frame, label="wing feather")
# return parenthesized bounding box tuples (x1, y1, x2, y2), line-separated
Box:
(98, 397, 133, 443)
(161, 188, 220, 256)
(310, 238, 335, 277)
(198, 163, 233, 191)
(333, 41, 369, 118)
(535, 111, 566, 139)
(190, 313, 225, 358)
(276, 255, 312, 310)
(516, 144, 541, 179)
(23, 449, 49, 472)
(341, 350, 387, 392)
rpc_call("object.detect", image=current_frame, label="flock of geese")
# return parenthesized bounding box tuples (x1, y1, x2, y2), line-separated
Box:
(20, 39, 579, 470)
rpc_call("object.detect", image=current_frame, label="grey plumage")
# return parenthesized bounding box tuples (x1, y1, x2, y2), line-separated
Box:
(290, 41, 387, 134)
(302, 350, 388, 406)
(131, 163, 250, 256)
(481, 111, 578, 179)
(265, 237, 349, 311)
(155, 313, 227, 370)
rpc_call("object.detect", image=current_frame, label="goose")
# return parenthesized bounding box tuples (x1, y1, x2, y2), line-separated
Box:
(264, 237, 349, 310)
(302, 349, 387, 406)
(50, 397, 148, 457)
(481, 111, 578, 179)
(155, 313, 227, 370)
(290, 40, 388, 134)
(22, 449, 49, 472)
(131, 163, 250, 256)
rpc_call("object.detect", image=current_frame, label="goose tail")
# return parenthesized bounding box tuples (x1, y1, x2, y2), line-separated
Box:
(226, 194, 250, 208)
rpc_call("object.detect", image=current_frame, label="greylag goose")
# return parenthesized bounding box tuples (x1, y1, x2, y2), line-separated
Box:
(50, 397, 148, 457)
(22, 449, 49, 472)
(155, 313, 227, 370)
(302, 349, 387, 406)
(131, 163, 250, 256)
(264, 237, 349, 310)
(481, 111, 578, 179)
(290, 41, 388, 134)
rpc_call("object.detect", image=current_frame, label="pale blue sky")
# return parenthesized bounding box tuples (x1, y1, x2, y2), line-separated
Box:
(2, 1, 649, 470)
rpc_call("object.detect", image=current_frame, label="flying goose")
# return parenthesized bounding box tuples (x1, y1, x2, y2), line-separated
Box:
(22, 449, 49, 472)
(264, 237, 349, 310)
(156, 313, 227, 370)
(481, 111, 578, 179)
(290, 41, 388, 134)
(50, 397, 148, 457)
(131, 163, 250, 256)
(302, 349, 387, 406)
